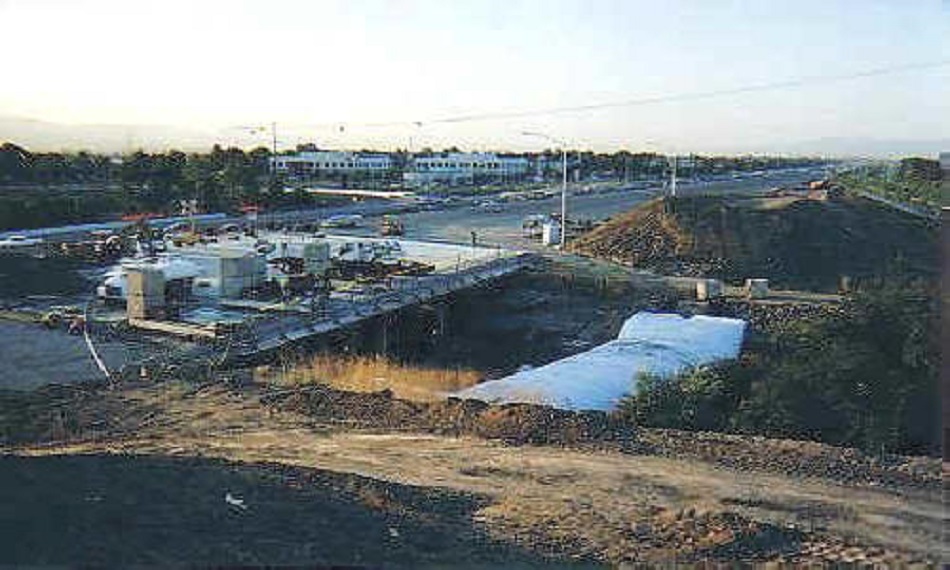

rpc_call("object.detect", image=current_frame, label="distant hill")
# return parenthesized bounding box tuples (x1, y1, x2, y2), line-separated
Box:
(780, 137, 950, 158)
(570, 193, 939, 291)
(3, 113, 948, 157)
(0, 115, 219, 153)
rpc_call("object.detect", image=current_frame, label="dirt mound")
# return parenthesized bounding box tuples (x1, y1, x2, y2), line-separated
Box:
(0, 382, 138, 445)
(263, 384, 634, 446)
(636, 429, 939, 489)
(263, 383, 939, 490)
(570, 195, 938, 290)
(487, 498, 807, 564)
(569, 197, 726, 275)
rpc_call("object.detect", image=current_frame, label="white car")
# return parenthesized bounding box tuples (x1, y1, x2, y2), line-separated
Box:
(321, 214, 364, 228)
(0, 235, 43, 249)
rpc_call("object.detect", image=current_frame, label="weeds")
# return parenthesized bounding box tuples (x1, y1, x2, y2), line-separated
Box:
(260, 354, 482, 402)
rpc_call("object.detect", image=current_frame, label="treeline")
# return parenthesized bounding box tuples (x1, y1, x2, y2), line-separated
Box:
(386, 144, 824, 179)
(511, 150, 825, 180)
(835, 157, 944, 211)
(618, 286, 940, 456)
(0, 141, 829, 231)
(0, 142, 272, 188)
(0, 143, 287, 230)
(568, 152, 825, 180)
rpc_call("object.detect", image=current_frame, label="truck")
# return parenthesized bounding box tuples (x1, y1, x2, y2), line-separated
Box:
(380, 215, 404, 236)
(521, 214, 547, 238)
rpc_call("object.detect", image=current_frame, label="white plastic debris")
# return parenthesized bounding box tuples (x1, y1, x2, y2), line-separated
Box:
(225, 492, 248, 510)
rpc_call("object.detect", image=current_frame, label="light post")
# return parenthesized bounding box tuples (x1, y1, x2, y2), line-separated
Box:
(522, 131, 567, 249)
(645, 140, 677, 198)
(669, 154, 677, 197)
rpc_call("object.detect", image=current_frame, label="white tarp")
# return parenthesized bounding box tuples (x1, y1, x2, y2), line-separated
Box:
(456, 312, 746, 411)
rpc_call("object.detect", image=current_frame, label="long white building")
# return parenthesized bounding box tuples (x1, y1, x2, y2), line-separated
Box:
(272, 149, 531, 186)
(272, 151, 392, 176)
(404, 152, 529, 186)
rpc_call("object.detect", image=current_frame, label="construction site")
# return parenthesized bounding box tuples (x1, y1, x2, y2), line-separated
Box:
(3, 0, 948, 561)
(29, 226, 528, 384)
(0, 181, 942, 567)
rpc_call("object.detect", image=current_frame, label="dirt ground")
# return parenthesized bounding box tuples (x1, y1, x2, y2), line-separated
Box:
(570, 194, 939, 291)
(1, 380, 942, 567)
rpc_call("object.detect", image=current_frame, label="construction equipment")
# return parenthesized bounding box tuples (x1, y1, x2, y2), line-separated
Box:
(42, 305, 84, 330)
(521, 214, 546, 238)
(169, 231, 201, 247)
(380, 215, 405, 236)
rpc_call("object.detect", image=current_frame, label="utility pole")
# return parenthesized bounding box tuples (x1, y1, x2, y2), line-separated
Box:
(560, 147, 567, 248)
(271, 122, 278, 178)
(670, 154, 677, 198)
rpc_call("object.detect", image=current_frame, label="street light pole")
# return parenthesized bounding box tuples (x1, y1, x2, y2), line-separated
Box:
(560, 146, 567, 248)
(646, 140, 677, 199)
(670, 154, 677, 198)
(523, 131, 568, 249)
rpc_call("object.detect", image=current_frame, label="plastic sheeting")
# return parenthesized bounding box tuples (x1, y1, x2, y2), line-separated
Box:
(456, 312, 746, 411)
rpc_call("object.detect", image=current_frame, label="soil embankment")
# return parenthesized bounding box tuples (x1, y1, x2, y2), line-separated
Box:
(569, 194, 938, 291)
(0, 381, 941, 566)
(261, 383, 940, 490)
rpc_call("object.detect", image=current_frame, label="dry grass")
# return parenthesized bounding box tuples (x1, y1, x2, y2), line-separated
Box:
(261, 354, 482, 402)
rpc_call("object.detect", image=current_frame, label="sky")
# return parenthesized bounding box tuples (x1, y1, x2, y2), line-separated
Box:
(0, 0, 948, 154)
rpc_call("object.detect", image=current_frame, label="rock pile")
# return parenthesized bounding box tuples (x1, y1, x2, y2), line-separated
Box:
(710, 299, 846, 332)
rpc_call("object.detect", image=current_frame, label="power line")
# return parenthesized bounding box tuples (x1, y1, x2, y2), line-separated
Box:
(426, 59, 950, 124)
(270, 59, 950, 132)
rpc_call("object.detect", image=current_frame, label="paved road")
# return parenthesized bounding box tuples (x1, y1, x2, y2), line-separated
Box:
(364, 167, 828, 249)
(0, 167, 828, 245)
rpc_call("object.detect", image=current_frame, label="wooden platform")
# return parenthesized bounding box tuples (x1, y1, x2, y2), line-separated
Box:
(127, 318, 219, 339)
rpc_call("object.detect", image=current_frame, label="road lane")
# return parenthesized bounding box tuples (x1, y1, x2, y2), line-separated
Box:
(393, 168, 828, 248)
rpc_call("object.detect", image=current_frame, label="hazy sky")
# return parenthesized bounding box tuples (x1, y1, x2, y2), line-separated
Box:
(1, 0, 948, 153)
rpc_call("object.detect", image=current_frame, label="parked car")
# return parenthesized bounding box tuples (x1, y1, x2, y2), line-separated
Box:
(321, 214, 364, 228)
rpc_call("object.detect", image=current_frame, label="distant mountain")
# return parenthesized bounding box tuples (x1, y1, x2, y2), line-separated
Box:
(2, 114, 947, 158)
(776, 137, 950, 159)
(0, 115, 220, 153)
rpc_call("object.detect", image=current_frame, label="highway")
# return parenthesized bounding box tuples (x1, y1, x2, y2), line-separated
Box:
(373, 167, 829, 249)
(0, 167, 828, 249)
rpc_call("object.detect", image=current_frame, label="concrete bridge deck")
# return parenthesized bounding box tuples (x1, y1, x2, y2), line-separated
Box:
(231, 251, 536, 359)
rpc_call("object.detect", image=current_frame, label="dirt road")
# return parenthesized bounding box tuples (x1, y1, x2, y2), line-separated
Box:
(1, 381, 941, 566)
